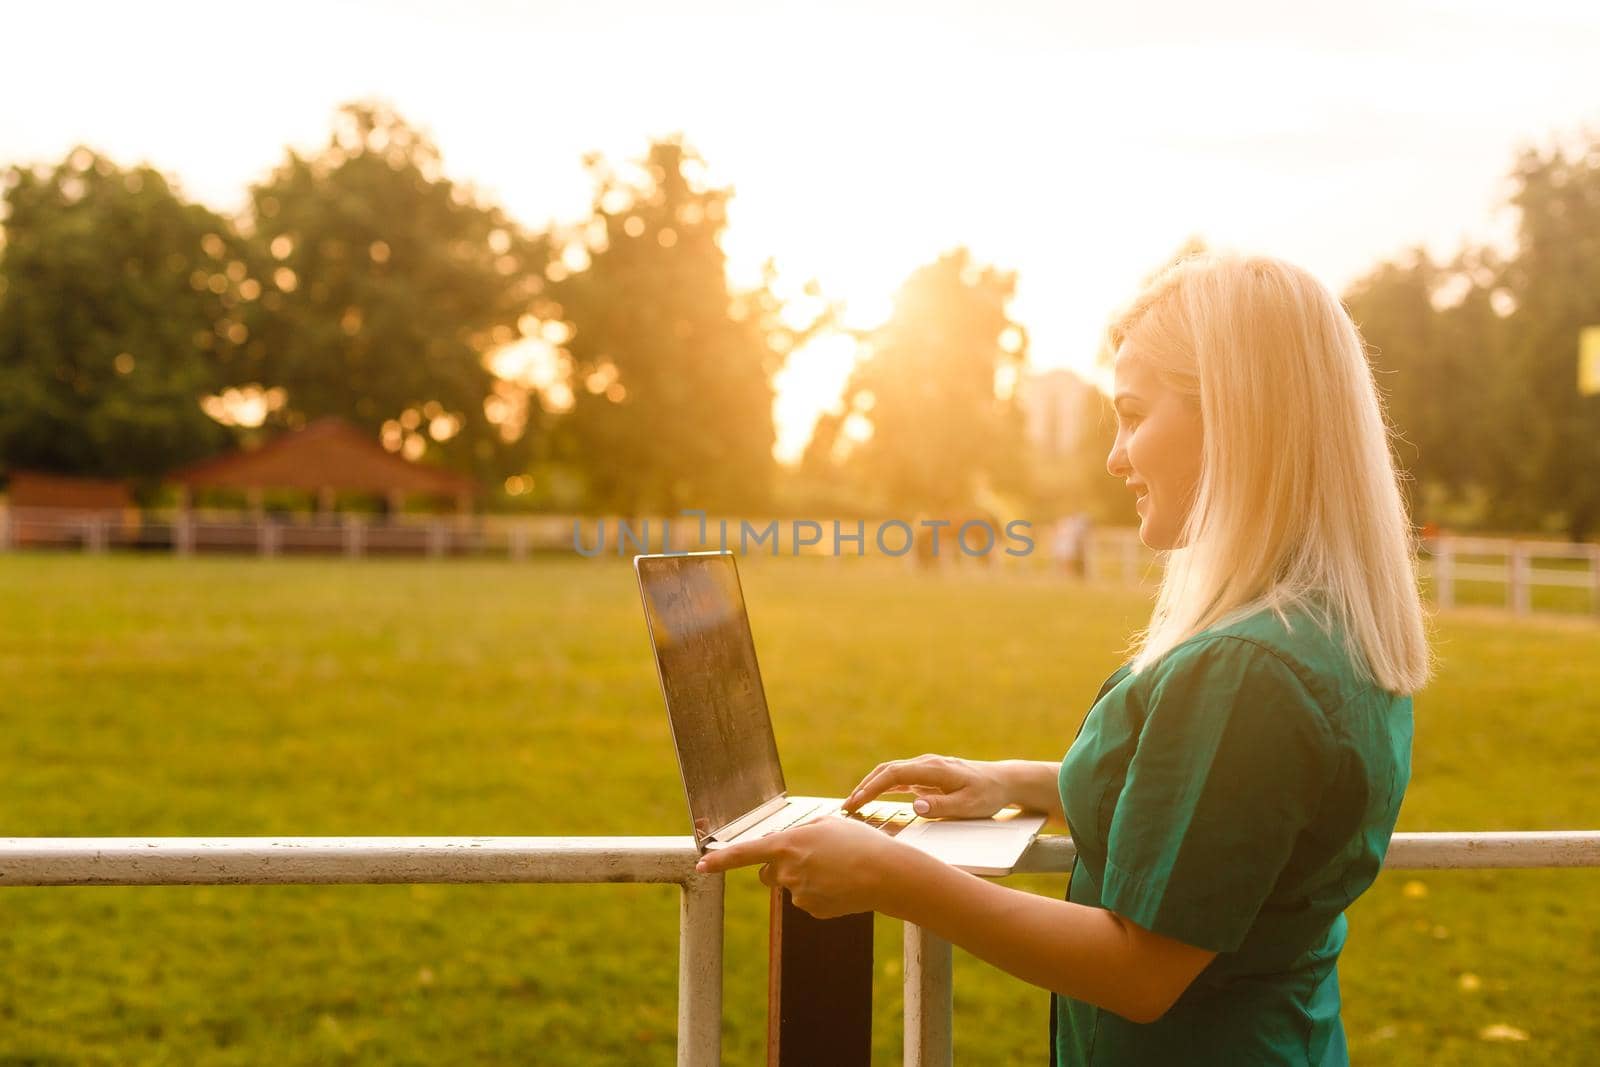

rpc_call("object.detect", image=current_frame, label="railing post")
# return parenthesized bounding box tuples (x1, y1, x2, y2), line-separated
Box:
(677, 872, 724, 1067)
(1121, 535, 1137, 585)
(0, 509, 10, 551)
(1434, 536, 1454, 610)
(510, 523, 529, 562)
(904, 923, 953, 1067)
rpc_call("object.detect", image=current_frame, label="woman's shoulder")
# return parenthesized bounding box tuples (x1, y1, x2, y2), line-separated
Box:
(1153, 601, 1372, 716)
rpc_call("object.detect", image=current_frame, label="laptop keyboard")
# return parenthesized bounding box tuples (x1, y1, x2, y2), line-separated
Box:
(844, 801, 914, 837)
(737, 799, 917, 843)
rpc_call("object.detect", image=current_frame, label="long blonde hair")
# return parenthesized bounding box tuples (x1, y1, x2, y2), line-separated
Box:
(1112, 253, 1431, 694)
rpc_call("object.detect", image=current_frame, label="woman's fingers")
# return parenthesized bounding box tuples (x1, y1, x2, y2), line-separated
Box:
(910, 787, 995, 818)
(843, 762, 890, 810)
(844, 756, 966, 810)
(696, 835, 783, 874)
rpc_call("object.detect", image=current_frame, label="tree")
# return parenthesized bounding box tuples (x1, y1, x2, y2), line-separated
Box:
(1343, 247, 1510, 517)
(1344, 135, 1600, 539)
(1492, 139, 1600, 539)
(547, 138, 815, 513)
(827, 248, 1028, 512)
(0, 149, 246, 481)
(242, 102, 547, 481)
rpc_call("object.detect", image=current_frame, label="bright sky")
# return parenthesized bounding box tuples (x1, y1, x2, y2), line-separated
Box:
(6, 0, 1600, 461)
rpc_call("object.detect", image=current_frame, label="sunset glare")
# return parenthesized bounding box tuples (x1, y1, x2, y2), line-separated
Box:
(8, 0, 1600, 462)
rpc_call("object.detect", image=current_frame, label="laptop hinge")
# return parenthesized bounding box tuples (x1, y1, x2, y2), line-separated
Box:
(708, 794, 790, 845)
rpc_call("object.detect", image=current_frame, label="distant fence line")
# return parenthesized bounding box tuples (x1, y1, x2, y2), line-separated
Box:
(1, 507, 1595, 618)
(0, 507, 1079, 564)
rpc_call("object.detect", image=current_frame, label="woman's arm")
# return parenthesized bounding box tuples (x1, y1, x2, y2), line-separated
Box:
(879, 844, 1217, 1024)
(698, 817, 1216, 1022)
(993, 759, 1068, 828)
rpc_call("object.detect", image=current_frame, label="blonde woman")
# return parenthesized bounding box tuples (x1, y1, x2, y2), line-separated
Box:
(699, 253, 1431, 1065)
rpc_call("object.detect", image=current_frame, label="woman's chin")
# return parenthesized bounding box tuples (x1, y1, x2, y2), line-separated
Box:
(1136, 515, 1177, 552)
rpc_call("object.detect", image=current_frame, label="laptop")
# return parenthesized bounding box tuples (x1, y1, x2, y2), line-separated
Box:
(634, 550, 1046, 877)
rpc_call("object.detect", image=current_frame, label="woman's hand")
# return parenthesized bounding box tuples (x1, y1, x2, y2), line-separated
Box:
(843, 753, 1012, 819)
(695, 815, 918, 919)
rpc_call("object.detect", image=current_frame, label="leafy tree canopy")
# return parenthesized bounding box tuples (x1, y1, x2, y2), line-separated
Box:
(0, 149, 246, 481)
(242, 102, 548, 481)
(823, 247, 1028, 512)
(547, 138, 823, 513)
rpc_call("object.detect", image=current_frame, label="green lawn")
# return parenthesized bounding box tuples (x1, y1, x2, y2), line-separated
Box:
(1, 555, 1596, 1065)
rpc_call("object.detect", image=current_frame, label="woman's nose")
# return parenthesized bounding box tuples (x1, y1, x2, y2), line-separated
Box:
(1106, 436, 1130, 479)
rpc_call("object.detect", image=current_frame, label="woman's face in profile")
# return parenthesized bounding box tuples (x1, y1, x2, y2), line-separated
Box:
(1105, 343, 1204, 550)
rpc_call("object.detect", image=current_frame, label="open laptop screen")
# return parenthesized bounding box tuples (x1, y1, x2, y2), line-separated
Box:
(636, 553, 786, 844)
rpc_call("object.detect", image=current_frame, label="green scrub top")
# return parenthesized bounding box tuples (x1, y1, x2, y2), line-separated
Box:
(1052, 602, 1412, 1066)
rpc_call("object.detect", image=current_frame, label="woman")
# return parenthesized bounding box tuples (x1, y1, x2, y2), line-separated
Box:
(698, 253, 1431, 1065)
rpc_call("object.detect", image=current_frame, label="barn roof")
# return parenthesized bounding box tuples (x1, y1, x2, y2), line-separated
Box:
(169, 417, 475, 496)
(6, 470, 133, 510)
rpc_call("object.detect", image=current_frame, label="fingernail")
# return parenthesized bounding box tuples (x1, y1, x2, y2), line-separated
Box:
(913, 799, 930, 814)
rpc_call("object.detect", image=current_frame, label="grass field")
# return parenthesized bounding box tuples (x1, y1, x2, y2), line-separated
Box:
(1, 554, 1596, 1065)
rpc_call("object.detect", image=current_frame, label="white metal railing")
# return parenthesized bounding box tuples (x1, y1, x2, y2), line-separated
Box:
(903, 830, 1600, 1067)
(0, 836, 722, 1067)
(5, 831, 1598, 1066)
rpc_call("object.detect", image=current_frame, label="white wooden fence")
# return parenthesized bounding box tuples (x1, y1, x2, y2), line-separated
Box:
(1425, 536, 1600, 615)
(2, 509, 1596, 616)
(4, 830, 1597, 1066)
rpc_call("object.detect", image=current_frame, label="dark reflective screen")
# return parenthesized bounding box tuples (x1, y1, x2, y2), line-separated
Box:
(637, 554, 785, 844)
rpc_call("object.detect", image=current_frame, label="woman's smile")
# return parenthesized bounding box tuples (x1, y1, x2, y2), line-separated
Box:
(1106, 348, 1204, 550)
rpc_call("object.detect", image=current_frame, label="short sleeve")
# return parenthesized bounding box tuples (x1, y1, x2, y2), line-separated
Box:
(1100, 636, 1336, 953)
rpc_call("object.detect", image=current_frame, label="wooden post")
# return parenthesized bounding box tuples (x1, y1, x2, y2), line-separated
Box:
(426, 521, 445, 559)
(767, 888, 872, 1067)
(175, 486, 194, 558)
(1434, 536, 1454, 611)
(0, 508, 10, 551)
(1591, 545, 1600, 617)
(1509, 542, 1530, 615)
(1121, 535, 1137, 584)
(510, 523, 529, 562)
(257, 518, 278, 559)
(343, 515, 364, 559)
